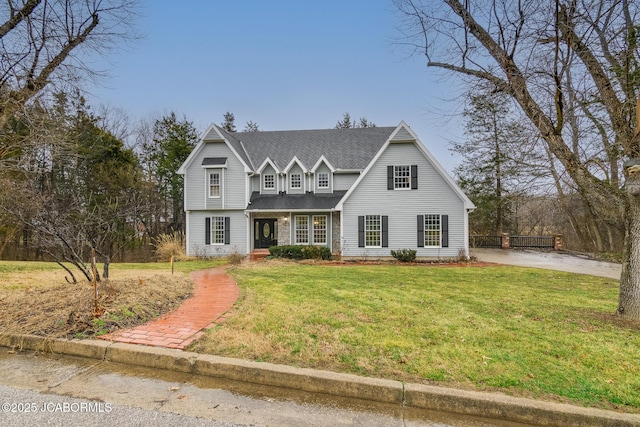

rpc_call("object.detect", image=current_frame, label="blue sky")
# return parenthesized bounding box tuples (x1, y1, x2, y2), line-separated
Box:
(87, 0, 465, 172)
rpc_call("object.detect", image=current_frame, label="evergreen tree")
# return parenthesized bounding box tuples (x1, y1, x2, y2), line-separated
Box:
(221, 111, 237, 132)
(451, 92, 528, 234)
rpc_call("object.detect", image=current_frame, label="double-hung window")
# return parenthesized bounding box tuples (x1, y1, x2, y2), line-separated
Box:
(295, 215, 309, 244)
(211, 216, 225, 244)
(205, 216, 230, 245)
(358, 215, 388, 248)
(394, 166, 410, 189)
(417, 214, 448, 248)
(312, 215, 327, 245)
(423, 214, 441, 247)
(388, 165, 417, 190)
(365, 215, 381, 248)
(209, 172, 221, 198)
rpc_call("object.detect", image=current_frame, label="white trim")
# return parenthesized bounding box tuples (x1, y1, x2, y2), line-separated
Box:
(310, 155, 336, 173)
(283, 156, 308, 173)
(256, 157, 281, 174)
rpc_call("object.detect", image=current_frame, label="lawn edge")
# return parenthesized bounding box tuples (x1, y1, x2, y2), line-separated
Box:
(0, 333, 638, 427)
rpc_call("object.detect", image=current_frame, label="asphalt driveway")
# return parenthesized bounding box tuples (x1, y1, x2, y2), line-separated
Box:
(471, 248, 622, 280)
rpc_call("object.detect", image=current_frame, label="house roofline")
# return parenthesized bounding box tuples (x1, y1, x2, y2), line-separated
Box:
(336, 121, 475, 211)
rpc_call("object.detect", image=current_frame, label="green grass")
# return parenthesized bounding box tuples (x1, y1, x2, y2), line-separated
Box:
(191, 262, 640, 412)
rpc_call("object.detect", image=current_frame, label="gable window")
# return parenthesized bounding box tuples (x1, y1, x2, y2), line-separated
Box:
(394, 166, 410, 189)
(205, 216, 230, 245)
(312, 215, 327, 245)
(388, 165, 418, 190)
(317, 173, 329, 188)
(263, 174, 275, 190)
(417, 214, 448, 248)
(295, 215, 309, 244)
(357, 215, 388, 248)
(209, 172, 221, 198)
(290, 173, 302, 189)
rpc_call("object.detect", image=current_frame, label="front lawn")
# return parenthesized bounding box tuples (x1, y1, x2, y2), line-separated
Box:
(189, 261, 640, 412)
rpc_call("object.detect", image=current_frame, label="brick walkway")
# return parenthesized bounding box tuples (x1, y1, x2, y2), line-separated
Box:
(100, 267, 239, 350)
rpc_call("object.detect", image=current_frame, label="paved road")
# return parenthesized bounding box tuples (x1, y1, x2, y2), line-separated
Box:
(0, 350, 531, 427)
(472, 248, 622, 279)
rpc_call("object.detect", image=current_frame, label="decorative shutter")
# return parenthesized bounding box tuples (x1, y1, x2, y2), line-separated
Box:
(205, 217, 211, 245)
(441, 215, 449, 248)
(411, 165, 418, 189)
(387, 166, 394, 190)
(417, 215, 424, 247)
(358, 216, 365, 247)
(382, 216, 388, 248)
(224, 217, 231, 244)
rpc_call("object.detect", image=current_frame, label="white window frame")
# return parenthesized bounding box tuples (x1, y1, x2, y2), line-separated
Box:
(295, 215, 309, 244)
(208, 171, 221, 198)
(211, 216, 225, 245)
(312, 215, 327, 245)
(424, 214, 441, 248)
(263, 174, 275, 190)
(365, 215, 382, 248)
(317, 172, 329, 189)
(290, 173, 302, 190)
(394, 165, 411, 190)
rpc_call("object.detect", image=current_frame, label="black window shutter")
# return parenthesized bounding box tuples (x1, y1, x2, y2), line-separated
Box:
(441, 215, 449, 248)
(205, 217, 211, 245)
(358, 216, 365, 247)
(382, 216, 388, 248)
(417, 215, 424, 247)
(411, 165, 418, 189)
(224, 217, 231, 244)
(387, 166, 394, 190)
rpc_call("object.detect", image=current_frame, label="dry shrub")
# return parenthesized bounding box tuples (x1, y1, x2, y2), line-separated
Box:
(153, 232, 186, 261)
(0, 271, 193, 339)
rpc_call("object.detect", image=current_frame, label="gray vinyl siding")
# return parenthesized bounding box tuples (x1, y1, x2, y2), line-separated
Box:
(250, 175, 261, 192)
(186, 210, 247, 256)
(342, 142, 466, 258)
(184, 142, 247, 211)
(334, 172, 359, 191)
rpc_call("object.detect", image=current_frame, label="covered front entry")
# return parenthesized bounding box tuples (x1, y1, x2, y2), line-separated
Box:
(254, 218, 278, 249)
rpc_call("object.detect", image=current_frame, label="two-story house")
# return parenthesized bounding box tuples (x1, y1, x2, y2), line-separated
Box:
(177, 121, 475, 259)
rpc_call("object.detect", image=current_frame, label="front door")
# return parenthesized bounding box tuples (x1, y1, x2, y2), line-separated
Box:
(254, 219, 278, 249)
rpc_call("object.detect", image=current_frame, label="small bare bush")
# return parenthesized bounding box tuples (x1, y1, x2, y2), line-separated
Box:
(153, 232, 185, 261)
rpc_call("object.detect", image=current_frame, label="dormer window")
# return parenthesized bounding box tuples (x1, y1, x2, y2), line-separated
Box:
(264, 174, 275, 189)
(317, 173, 329, 188)
(290, 173, 301, 189)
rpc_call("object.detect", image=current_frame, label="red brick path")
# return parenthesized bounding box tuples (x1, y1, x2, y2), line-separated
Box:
(100, 267, 239, 350)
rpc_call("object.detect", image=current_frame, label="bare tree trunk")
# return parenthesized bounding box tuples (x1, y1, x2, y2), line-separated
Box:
(619, 184, 640, 318)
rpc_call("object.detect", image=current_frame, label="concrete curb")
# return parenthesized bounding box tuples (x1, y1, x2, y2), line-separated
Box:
(1, 333, 639, 427)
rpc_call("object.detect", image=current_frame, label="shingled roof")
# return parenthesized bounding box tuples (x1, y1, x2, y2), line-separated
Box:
(217, 126, 396, 172)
